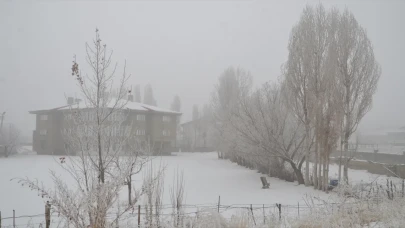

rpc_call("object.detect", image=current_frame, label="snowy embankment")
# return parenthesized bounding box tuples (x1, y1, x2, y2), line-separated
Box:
(0, 151, 398, 226)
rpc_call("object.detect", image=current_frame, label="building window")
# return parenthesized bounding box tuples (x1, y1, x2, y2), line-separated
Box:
(163, 130, 171, 136)
(137, 114, 145, 121)
(163, 116, 171, 122)
(136, 129, 145, 136)
(40, 115, 48, 121)
(39, 130, 47, 135)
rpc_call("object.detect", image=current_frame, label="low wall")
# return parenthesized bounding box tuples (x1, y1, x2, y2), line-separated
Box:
(330, 158, 405, 179)
(331, 151, 405, 165)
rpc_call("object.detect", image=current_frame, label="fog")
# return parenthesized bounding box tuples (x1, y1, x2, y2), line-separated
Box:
(1, 0, 404, 141)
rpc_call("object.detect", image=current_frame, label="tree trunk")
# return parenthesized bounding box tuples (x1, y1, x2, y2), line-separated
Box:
(338, 138, 343, 183)
(325, 154, 330, 193)
(290, 162, 305, 185)
(305, 125, 311, 186)
(128, 176, 132, 205)
(323, 153, 327, 192)
(343, 83, 351, 184)
(343, 161, 349, 184)
(318, 148, 322, 190)
(313, 140, 318, 189)
(98, 133, 104, 183)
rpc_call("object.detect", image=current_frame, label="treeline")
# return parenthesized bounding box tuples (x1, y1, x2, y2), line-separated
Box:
(210, 4, 381, 192)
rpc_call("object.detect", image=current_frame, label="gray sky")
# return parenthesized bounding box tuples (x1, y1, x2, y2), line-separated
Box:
(1, 0, 404, 140)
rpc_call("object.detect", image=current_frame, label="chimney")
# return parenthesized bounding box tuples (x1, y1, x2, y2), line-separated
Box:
(67, 97, 74, 105)
(128, 94, 134, 102)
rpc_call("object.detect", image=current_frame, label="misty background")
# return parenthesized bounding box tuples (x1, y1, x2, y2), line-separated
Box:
(1, 0, 404, 141)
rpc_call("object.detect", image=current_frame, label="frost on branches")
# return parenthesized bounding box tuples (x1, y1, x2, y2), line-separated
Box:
(14, 30, 161, 228)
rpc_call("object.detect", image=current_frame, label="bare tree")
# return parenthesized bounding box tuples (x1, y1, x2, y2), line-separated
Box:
(284, 5, 336, 187)
(336, 9, 381, 183)
(15, 30, 160, 228)
(170, 169, 185, 228)
(192, 104, 200, 150)
(142, 162, 165, 228)
(230, 82, 307, 184)
(171, 95, 181, 112)
(211, 67, 252, 160)
(283, 4, 378, 190)
(143, 84, 157, 106)
(0, 123, 20, 158)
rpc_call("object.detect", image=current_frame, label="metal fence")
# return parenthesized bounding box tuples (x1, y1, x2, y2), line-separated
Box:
(0, 199, 388, 228)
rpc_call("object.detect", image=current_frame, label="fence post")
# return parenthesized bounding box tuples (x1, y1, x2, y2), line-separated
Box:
(298, 202, 299, 217)
(276, 204, 281, 220)
(217, 196, 221, 213)
(13, 210, 15, 228)
(250, 204, 256, 226)
(262, 204, 265, 224)
(137, 205, 141, 228)
(45, 201, 51, 228)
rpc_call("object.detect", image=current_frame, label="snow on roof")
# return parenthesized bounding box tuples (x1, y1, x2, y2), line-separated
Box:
(29, 99, 181, 115)
(139, 103, 181, 114)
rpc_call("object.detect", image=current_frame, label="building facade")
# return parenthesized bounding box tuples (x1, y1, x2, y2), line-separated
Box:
(30, 100, 181, 155)
(180, 117, 216, 152)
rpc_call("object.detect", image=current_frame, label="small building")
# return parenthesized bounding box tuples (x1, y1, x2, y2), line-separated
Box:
(180, 117, 216, 152)
(29, 98, 181, 155)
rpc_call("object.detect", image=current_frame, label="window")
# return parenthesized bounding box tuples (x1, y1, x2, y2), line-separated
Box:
(163, 130, 171, 136)
(163, 116, 171, 122)
(40, 115, 48, 121)
(64, 114, 72, 121)
(136, 129, 145, 136)
(137, 114, 145, 121)
(39, 130, 47, 135)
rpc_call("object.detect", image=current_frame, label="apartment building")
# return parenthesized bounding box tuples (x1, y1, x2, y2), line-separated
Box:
(29, 98, 181, 155)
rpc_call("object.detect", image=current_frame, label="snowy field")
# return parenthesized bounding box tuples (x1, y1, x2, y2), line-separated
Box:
(0, 151, 398, 226)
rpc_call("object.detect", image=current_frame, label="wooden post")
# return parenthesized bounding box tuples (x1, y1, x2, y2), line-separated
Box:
(298, 202, 300, 217)
(276, 204, 281, 220)
(250, 204, 256, 226)
(137, 205, 141, 228)
(13, 210, 15, 228)
(45, 201, 51, 228)
(217, 196, 220, 213)
(262, 204, 265, 224)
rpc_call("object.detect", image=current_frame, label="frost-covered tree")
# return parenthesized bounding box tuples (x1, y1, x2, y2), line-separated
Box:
(211, 67, 252, 159)
(192, 105, 200, 149)
(284, 4, 379, 189)
(15, 30, 159, 228)
(336, 9, 381, 184)
(0, 123, 20, 158)
(143, 84, 157, 106)
(170, 95, 181, 112)
(230, 82, 307, 184)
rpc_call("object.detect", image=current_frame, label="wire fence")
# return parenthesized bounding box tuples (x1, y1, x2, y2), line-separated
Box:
(0, 198, 388, 228)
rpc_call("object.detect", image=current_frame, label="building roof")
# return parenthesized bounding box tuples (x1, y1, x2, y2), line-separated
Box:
(29, 99, 182, 115)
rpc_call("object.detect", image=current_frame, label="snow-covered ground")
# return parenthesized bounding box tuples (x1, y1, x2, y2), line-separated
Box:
(0, 151, 399, 226)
